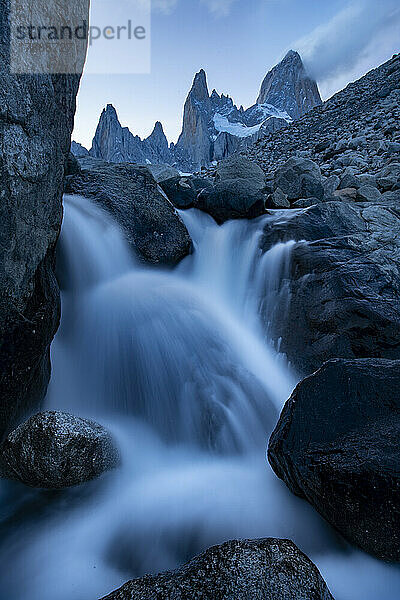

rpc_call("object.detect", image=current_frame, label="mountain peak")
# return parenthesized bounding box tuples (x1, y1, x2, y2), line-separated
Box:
(256, 51, 321, 120)
(190, 69, 209, 101)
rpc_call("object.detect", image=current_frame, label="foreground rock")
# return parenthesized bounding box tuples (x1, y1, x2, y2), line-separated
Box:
(101, 538, 334, 600)
(262, 200, 400, 374)
(195, 156, 267, 223)
(65, 162, 192, 265)
(268, 359, 400, 562)
(0, 411, 119, 489)
(0, 1, 88, 440)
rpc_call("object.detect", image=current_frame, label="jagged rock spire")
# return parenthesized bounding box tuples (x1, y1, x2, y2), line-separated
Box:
(257, 50, 322, 120)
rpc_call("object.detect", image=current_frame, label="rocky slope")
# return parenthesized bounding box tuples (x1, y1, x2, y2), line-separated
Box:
(101, 538, 334, 600)
(0, 0, 88, 440)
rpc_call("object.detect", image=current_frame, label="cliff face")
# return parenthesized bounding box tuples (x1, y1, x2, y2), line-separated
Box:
(257, 50, 322, 120)
(0, 0, 89, 439)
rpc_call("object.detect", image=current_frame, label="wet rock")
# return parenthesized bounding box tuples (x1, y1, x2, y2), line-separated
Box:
(195, 156, 267, 222)
(0, 411, 119, 489)
(261, 201, 400, 374)
(0, 1, 88, 440)
(101, 538, 334, 600)
(268, 358, 400, 562)
(65, 162, 192, 265)
(196, 179, 266, 223)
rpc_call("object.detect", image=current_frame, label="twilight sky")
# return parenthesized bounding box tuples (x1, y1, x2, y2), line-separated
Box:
(73, 0, 400, 148)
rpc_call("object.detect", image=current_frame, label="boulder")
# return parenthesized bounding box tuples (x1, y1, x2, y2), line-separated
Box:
(195, 179, 266, 223)
(266, 187, 290, 209)
(216, 155, 266, 185)
(261, 201, 400, 374)
(101, 538, 334, 600)
(292, 197, 320, 208)
(356, 184, 382, 202)
(323, 175, 340, 197)
(65, 162, 192, 266)
(332, 187, 357, 201)
(195, 156, 267, 222)
(160, 176, 213, 209)
(144, 163, 179, 183)
(338, 173, 360, 190)
(268, 358, 400, 562)
(274, 158, 323, 201)
(0, 1, 88, 440)
(0, 411, 119, 489)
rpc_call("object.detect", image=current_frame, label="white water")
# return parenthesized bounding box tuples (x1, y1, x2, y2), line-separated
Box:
(0, 195, 399, 600)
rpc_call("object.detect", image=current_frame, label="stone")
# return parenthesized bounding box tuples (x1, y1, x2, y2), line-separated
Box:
(145, 163, 179, 183)
(274, 158, 322, 201)
(101, 538, 334, 600)
(261, 201, 400, 374)
(268, 358, 400, 562)
(160, 176, 213, 209)
(65, 162, 192, 266)
(333, 187, 357, 201)
(196, 179, 266, 223)
(323, 175, 340, 197)
(0, 0, 89, 441)
(0, 411, 119, 489)
(338, 173, 360, 189)
(266, 187, 290, 209)
(356, 185, 382, 202)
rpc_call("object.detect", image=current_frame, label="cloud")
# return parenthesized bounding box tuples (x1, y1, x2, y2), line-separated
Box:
(152, 0, 179, 14)
(293, 0, 400, 98)
(200, 0, 237, 17)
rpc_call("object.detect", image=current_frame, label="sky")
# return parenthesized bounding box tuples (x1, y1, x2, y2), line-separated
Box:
(73, 0, 400, 149)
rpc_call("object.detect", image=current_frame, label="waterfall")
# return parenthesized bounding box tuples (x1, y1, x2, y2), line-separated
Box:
(1, 195, 399, 600)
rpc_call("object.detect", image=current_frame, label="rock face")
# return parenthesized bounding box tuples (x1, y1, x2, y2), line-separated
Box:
(65, 161, 192, 265)
(257, 50, 322, 120)
(90, 105, 173, 166)
(195, 156, 267, 222)
(268, 358, 400, 562)
(0, 1, 88, 441)
(0, 411, 119, 489)
(101, 538, 334, 600)
(261, 200, 400, 374)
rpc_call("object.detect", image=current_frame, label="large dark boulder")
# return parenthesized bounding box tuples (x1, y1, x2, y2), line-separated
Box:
(0, 411, 119, 489)
(262, 200, 400, 374)
(101, 538, 334, 600)
(268, 358, 400, 562)
(274, 158, 323, 201)
(160, 175, 212, 209)
(65, 162, 192, 265)
(194, 155, 267, 223)
(0, 1, 88, 440)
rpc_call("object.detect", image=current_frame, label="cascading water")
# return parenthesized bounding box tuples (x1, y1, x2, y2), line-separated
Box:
(0, 194, 399, 600)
